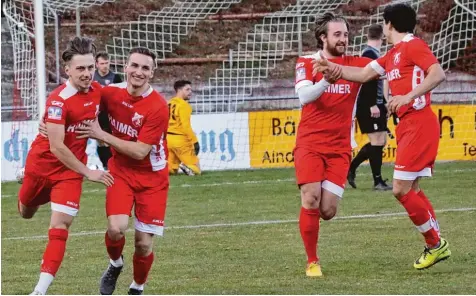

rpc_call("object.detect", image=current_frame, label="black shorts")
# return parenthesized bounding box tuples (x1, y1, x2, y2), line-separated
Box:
(356, 104, 388, 134)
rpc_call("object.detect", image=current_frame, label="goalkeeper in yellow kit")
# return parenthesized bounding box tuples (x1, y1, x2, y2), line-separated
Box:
(167, 80, 201, 175)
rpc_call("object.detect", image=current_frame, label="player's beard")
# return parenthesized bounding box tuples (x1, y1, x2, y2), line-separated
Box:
(327, 42, 346, 57)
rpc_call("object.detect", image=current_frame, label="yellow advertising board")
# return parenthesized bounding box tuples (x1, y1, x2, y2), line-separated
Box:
(249, 105, 476, 169)
(248, 110, 301, 168)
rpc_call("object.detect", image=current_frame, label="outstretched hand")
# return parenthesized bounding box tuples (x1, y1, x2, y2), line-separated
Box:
(312, 51, 331, 76)
(86, 169, 114, 187)
(76, 119, 105, 141)
(323, 64, 342, 84)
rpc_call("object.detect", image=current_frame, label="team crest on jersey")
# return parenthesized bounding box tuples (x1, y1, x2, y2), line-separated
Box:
(132, 112, 144, 127)
(393, 52, 401, 65)
(47, 106, 62, 120)
(296, 67, 306, 81)
(105, 79, 111, 85)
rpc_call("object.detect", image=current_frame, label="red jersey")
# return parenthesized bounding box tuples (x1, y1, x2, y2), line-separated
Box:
(370, 34, 439, 118)
(101, 83, 169, 186)
(25, 81, 102, 180)
(295, 53, 371, 152)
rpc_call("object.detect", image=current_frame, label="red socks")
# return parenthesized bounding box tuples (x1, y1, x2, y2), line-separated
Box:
(417, 190, 437, 220)
(40, 228, 68, 276)
(105, 232, 125, 261)
(399, 190, 440, 247)
(299, 207, 320, 264)
(133, 252, 154, 285)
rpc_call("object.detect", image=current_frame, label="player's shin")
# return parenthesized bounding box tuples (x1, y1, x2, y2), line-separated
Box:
(131, 252, 154, 291)
(105, 232, 125, 267)
(417, 190, 439, 233)
(398, 189, 440, 247)
(35, 228, 69, 294)
(299, 207, 320, 264)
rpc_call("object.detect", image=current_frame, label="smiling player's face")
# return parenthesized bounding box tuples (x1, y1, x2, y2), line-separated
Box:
(322, 21, 349, 57)
(125, 53, 155, 89)
(65, 54, 95, 92)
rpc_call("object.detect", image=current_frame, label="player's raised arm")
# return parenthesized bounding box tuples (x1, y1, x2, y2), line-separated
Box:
(313, 54, 380, 84)
(295, 56, 342, 105)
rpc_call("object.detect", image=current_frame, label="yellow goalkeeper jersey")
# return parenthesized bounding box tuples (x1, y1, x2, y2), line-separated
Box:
(167, 97, 198, 143)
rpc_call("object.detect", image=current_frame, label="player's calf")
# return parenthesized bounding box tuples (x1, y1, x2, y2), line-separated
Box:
(130, 231, 155, 294)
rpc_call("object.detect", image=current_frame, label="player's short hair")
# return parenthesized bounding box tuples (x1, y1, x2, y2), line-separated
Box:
(383, 3, 417, 33)
(95, 51, 109, 62)
(174, 80, 192, 92)
(62, 37, 96, 63)
(314, 12, 349, 50)
(367, 24, 383, 40)
(128, 47, 157, 68)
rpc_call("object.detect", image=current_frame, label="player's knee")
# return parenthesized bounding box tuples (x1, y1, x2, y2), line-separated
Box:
(107, 226, 126, 241)
(392, 182, 408, 199)
(320, 207, 337, 220)
(18, 203, 38, 219)
(134, 239, 152, 256)
(300, 187, 320, 208)
(19, 209, 35, 219)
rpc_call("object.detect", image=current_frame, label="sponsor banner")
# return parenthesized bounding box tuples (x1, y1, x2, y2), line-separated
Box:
(248, 110, 300, 168)
(248, 104, 476, 169)
(1, 121, 39, 181)
(353, 104, 476, 162)
(191, 113, 250, 171)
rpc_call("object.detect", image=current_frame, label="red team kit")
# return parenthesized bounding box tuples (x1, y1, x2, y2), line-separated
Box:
(294, 54, 370, 196)
(19, 81, 170, 233)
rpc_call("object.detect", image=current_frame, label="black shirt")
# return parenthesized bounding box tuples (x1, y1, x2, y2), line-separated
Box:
(357, 45, 385, 108)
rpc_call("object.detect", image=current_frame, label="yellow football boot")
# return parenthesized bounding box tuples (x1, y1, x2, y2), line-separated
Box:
(306, 262, 323, 277)
(414, 238, 451, 270)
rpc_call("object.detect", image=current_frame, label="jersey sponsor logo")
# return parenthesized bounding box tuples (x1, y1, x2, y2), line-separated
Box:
(84, 102, 93, 107)
(393, 52, 401, 65)
(108, 115, 138, 138)
(51, 100, 64, 107)
(395, 164, 406, 169)
(66, 119, 95, 132)
(296, 67, 306, 81)
(47, 106, 63, 120)
(386, 69, 402, 81)
(324, 83, 351, 94)
(122, 101, 133, 108)
(132, 112, 144, 127)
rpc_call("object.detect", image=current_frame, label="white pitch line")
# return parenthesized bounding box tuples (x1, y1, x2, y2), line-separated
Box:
(2, 167, 475, 198)
(3, 207, 475, 241)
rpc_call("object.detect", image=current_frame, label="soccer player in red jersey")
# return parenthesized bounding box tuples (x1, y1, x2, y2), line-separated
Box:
(294, 12, 372, 277)
(313, 3, 450, 270)
(18, 37, 114, 295)
(75, 47, 169, 295)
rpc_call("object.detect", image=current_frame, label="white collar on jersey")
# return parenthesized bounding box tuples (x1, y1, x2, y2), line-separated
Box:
(141, 86, 154, 97)
(60, 80, 96, 100)
(108, 82, 153, 98)
(395, 33, 415, 44)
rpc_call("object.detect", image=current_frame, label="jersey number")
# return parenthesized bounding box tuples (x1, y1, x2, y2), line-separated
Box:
(168, 103, 177, 121)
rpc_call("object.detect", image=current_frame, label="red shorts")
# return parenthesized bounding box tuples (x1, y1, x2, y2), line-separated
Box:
(294, 147, 351, 198)
(106, 162, 169, 236)
(18, 173, 83, 216)
(394, 111, 440, 181)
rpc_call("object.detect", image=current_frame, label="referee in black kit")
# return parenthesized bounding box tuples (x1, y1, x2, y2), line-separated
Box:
(348, 24, 392, 191)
